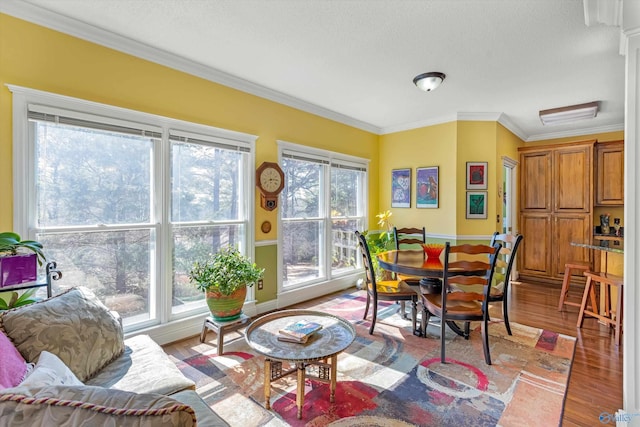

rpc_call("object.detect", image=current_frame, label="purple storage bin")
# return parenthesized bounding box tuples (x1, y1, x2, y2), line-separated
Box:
(0, 253, 37, 287)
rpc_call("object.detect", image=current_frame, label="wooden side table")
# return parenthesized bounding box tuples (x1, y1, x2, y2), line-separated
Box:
(200, 313, 250, 355)
(245, 309, 356, 419)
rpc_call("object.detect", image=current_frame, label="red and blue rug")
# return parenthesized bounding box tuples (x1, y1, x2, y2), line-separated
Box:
(173, 289, 575, 426)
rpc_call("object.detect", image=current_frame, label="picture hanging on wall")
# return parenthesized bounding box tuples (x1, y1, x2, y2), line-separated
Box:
(391, 168, 411, 208)
(466, 162, 488, 190)
(416, 166, 439, 209)
(466, 191, 487, 219)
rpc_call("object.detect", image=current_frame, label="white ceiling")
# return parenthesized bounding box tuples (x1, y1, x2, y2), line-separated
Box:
(2, 0, 626, 141)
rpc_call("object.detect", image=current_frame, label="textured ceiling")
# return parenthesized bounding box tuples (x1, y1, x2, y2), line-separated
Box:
(4, 0, 626, 141)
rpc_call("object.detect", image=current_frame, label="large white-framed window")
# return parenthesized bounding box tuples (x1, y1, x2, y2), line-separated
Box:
(279, 141, 368, 291)
(10, 85, 255, 332)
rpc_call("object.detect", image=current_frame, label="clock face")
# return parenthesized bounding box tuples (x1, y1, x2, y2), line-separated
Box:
(260, 167, 282, 193)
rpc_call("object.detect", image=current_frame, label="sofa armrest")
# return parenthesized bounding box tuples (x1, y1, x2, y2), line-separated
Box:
(0, 385, 196, 427)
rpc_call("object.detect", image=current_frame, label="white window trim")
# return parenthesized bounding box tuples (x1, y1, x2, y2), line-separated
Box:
(9, 84, 258, 343)
(276, 140, 369, 307)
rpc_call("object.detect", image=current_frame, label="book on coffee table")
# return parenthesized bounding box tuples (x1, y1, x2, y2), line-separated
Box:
(278, 320, 322, 343)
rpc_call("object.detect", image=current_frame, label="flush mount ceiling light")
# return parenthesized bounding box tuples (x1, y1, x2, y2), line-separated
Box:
(413, 72, 446, 92)
(539, 101, 599, 126)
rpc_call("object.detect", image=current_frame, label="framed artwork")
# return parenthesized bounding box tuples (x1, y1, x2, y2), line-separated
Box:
(391, 168, 411, 208)
(416, 166, 439, 208)
(466, 162, 488, 190)
(466, 191, 487, 219)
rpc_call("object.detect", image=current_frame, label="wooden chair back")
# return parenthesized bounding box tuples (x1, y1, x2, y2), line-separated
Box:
(355, 230, 378, 297)
(489, 232, 523, 294)
(442, 242, 501, 313)
(393, 227, 426, 250)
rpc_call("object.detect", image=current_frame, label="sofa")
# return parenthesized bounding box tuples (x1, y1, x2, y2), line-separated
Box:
(0, 286, 228, 426)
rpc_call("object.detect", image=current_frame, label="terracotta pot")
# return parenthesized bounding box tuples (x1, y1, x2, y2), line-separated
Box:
(205, 284, 247, 321)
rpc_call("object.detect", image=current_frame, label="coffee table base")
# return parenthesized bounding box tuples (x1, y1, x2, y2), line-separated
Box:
(264, 356, 337, 419)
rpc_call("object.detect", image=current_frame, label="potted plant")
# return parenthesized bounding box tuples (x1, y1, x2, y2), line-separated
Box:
(189, 246, 264, 321)
(0, 232, 46, 288)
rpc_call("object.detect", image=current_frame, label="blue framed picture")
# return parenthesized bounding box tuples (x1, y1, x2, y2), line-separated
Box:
(416, 166, 438, 208)
(391, 168, 411, 208)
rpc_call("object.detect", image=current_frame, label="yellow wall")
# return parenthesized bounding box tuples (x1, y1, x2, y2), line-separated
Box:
(378, 122, 457, 235)
(0, 14, 379, 235)
(379, 120, 524, 239)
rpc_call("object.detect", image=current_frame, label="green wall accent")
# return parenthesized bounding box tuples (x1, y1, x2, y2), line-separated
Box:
(255, 244, 277, 303)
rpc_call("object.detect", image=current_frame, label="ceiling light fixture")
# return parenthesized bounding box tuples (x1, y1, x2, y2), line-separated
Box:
(539, 101, 599, 126)
(413, 72, 446, 92)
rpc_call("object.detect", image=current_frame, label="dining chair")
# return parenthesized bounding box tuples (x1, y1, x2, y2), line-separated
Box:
(393, 227, 426, 317)
(488, 232, 523, 335)
(355, 231, 418, 335)
(420, 242, 501, 365)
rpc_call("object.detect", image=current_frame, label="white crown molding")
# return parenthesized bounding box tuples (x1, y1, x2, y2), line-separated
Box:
(526, 122, 624, 142)
(584, 0, 623, 27)
(496, 113, 528, 141)
(0, 0, 381, 135)
(379, 113, 458, 135)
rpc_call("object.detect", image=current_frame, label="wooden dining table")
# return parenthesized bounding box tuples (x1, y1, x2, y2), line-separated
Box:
(376, 249, 467, 337)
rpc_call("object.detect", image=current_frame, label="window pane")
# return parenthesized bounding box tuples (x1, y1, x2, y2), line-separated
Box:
(282, 220, 323, 285)
(282, 158, 321, 219)
(331, 167, 363, 217)
(34, 122, 153, 227)
(172, 224, 245, 314)
(37, 230, 152, 323)
(171, 142, 243, 222)
(331, 219, 361, 273)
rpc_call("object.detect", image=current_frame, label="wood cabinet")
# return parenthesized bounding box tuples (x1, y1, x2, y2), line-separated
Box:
(519, 141, 594, 282)
(595, 141, 624, 206)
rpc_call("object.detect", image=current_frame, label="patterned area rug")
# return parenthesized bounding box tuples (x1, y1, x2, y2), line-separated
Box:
(173, 290, 575, 426)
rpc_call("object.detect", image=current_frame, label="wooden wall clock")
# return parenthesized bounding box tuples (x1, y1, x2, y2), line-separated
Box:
(256, 161, 285, 211)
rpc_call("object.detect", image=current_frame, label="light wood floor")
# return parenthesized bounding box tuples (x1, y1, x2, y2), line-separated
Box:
(163, 279, 623, 427)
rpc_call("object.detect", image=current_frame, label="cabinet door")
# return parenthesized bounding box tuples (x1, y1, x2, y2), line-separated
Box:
(520, 150, 551, 211)
(519, 213, 552, 277)
(553, 145, 592, 212)
(552, 214, 592, 278)
(596, 142, 624, 206)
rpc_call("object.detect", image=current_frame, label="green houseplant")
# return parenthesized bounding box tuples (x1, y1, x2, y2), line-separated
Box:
(0, 232, 46, 288)
(189, 246, 264, 321)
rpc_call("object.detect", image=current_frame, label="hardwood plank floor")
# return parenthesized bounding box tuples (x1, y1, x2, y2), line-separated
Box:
(163, 279, 623, 426)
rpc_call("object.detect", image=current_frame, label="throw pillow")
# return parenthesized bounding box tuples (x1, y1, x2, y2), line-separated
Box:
(0, 287, 125, 382)
(0, 331, 28, 389)
(12, 351, 83, 392)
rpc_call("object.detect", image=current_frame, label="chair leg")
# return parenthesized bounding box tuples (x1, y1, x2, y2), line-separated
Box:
(400, 301, 407, 319)
(421, 303, 430, 338)
(369, 296, 378, 335)
(503, 299, 512, 335)
(464, 322, 470, 339)
(482, 317, 492, 365)
(615, 287, 623, 346)
(440, 314, 446, 363)
(363, 291, 371, 320)
(576, 276, 593, 327)
(411, 298, 418, 336)
(558, 265, 572, 311)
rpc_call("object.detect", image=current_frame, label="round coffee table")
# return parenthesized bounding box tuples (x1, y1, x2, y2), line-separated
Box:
(245, 309, 356, 419)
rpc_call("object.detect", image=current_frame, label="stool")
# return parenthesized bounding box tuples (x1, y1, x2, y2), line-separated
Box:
(558, 262, 591, 311)
(200, 313, 250, 355)
(577, 271, 624, 346)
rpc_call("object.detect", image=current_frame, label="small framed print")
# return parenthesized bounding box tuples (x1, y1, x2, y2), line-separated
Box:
(391, 168, 411, 208)
(466, 191, 487, 219)
(466, 162, 488, 190)
(416, 166, 438, 208)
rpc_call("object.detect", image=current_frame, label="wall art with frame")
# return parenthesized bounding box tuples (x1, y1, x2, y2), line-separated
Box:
(391, 168, 411, 208)
(416, 166, 438, 208)
(466, 191, 487, 219)
(466, 161, 487, 190)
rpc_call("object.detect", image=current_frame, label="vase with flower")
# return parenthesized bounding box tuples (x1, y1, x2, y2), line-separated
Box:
(600, 213, 611, 235)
